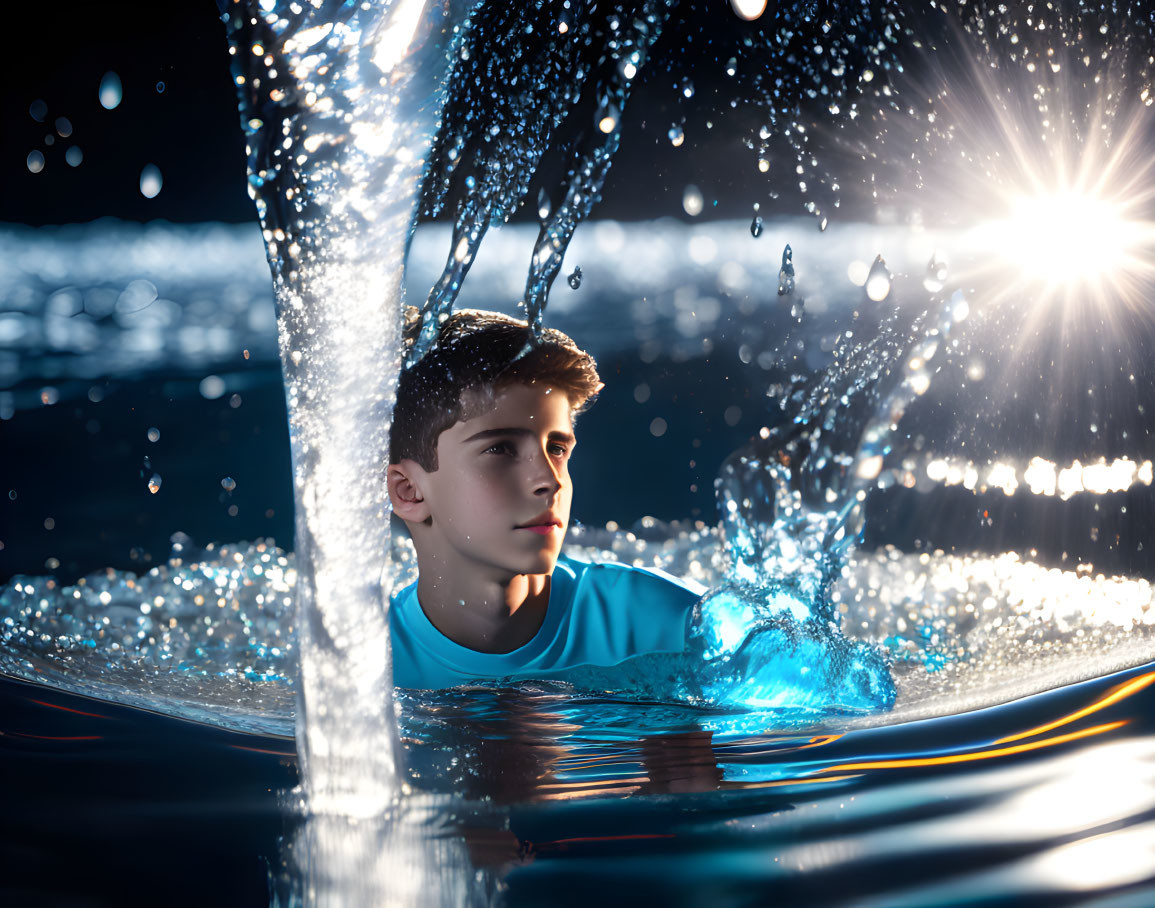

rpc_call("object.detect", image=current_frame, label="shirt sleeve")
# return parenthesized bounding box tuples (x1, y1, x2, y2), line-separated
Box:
(576, 561, 701, 660)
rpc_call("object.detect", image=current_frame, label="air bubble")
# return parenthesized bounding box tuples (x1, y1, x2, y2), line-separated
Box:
(567, 266, 582, 290)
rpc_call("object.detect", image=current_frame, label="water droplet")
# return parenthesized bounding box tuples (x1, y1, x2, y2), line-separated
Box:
(26, 150, 45, 174)
(44, 134, 56, 147)
(567, 266, 583, 290)
(156, 81, 166, 93)
(29, 99, 47, 122)
(221, 477, 237, 492)
(750, 214, 764, 238)
(681, 79, 695, 99)
(668, 124, 684, 147)
(117, 279, 158, 313)
(650, 417, 668, 437)
(634, 383, 651, 403)
(99, 71, 122, 110)
(199, 375, 226, 399)
(40, 386, 59, 406)
(54, 117, 73, 138)
(923, 252, 949, 293)
(148, 473, 163, 495)
(536, 187, 551, 220)
(847, 260, 869, 286)
(865, 255, 892, 302)
(147, 427, 160, 443)
(729, 0, 767, 21)
(777, 245, 795, 296)
(65, 146, 83, 167)
(725, 57, 737, 77)
(682, 184, 704, 217)
(140, 164, 163, 199)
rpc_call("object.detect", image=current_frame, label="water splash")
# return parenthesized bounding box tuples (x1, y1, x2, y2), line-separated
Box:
(410, 1, 676, 361)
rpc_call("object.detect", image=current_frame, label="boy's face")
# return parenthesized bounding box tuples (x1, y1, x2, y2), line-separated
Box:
(397, 382, 576, 580)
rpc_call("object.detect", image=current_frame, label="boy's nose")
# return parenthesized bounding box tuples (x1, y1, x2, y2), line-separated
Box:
(529, 452, 563, 496)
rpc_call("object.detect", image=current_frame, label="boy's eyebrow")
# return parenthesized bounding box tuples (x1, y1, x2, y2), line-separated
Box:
(462, 427, 576, 444)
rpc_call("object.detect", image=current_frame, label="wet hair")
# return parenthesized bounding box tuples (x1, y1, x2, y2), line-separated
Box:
(390, 307, 602, 470)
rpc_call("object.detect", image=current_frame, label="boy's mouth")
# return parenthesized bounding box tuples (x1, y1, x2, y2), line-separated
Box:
(517, 513, 563, 535)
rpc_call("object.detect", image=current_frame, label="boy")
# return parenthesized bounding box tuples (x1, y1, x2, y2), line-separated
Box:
(386, 308, 702, 689)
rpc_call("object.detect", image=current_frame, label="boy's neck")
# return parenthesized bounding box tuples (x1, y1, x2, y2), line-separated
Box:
(414, 565, 551, 654)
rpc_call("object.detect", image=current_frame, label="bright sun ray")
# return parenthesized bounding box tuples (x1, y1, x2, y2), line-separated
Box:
(908, 18, 1155, 323)
(963, 103, 1155, 316)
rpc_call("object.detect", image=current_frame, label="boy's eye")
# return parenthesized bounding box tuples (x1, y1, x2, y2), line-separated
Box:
(483, 441, 516, 456)
(548, 442, 570, 457)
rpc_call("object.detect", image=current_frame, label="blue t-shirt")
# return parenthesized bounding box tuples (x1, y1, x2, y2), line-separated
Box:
(389, 555, 703, 690)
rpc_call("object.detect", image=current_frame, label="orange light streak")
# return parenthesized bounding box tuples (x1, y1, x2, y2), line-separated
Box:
(723, 773, 862, 790)
(26, 697, 111, 719)
(993, 671, 1155, 745)
(228, 743, 298, 757)
(542, 833, 677, 847)
(816, 721, 1127, 774)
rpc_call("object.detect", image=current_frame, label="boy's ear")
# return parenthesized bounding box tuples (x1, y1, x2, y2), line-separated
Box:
(387, 461, 431, 523)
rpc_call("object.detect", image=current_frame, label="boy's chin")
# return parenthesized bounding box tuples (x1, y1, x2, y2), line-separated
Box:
(514, 549, 561, 577)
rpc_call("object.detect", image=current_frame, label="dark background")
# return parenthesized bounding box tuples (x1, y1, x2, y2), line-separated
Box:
(2, 0, 902, 227)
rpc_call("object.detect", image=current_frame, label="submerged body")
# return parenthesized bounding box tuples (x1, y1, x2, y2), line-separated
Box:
(389, 553, 701, 689)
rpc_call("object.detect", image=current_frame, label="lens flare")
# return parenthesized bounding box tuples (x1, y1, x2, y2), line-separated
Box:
(950, 103, 1155, 317)
(988, 190, 1137, 289)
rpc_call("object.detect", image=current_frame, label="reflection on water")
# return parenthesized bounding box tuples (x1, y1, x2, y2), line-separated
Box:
(6, 664, 1155, 903)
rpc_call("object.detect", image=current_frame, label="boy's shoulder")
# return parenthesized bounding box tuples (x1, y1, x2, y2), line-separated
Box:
(559, 553, 706, 602)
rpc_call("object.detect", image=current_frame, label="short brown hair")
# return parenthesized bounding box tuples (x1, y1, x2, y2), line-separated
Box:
(390, 308, 601, 470)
